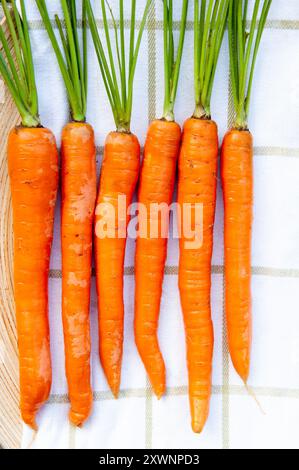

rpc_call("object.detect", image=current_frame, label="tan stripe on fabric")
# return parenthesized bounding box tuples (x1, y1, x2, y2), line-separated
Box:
(49, 265, 299, 279)
(145, 1, 157, 450)
(221, 74, 236, 450)
(68, 424, 76, 449)
(254, 146, 299, 158)
(27, 18, 299, 32)
(76, 144, 299, 160)
(47, 385, 299, 405)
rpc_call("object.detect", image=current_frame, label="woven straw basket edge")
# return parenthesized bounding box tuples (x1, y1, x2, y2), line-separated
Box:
(0, 15, 22, 449)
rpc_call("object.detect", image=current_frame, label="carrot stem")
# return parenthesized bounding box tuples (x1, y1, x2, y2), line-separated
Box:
(0, 23, 27, 104)
(119, 0, 127, 109)
(193, 0, 229, 119)
(126, 0, 153, 126)
(201, 0, 228, 111)
(228, 0, 272, 129)
(36, 0, 87, 122)
(19, 0, 39, 117)
(163, 0, 189, 122)
(163, 0, 170, 117)
(11, 0, 30, 91)
(101, 0, 122, 115)
(245, 0, 272, 117)
(0, 0, 40, 127)
(87, 0, 152, 132)
(129, 0, 136, 71)
(55, 15, 73, 74)
(2, 0, 27, 90)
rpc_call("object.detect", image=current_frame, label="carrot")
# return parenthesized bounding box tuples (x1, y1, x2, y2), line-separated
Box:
(61, 122, 96, 425)
(222, 0, 271, 383)
(96, 131, 140, 394)
(178, 0, 228, 433)
(37, 0, 97, 425)
(135, 120, 181, 398)
(134, 0, 188, 399)
(87, 0, 153, 396)
(178, 118, 218, 433)
(8, 127, 58, 430)
(221, 129, 253, 381)
(0, 1, 59, 428)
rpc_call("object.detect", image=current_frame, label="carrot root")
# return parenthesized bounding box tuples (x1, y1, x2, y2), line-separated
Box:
(135, 119, 181, 399)
(178, 118, 218, 434)
(8, 126, 59, 428)
(25, 429, 38, 449)
(61, 122, 97, 426)
(95, 131, 140, 397)
(244, 383, 266, 415)
(190, 397, 210, 434)
(221, 129, 253, 383)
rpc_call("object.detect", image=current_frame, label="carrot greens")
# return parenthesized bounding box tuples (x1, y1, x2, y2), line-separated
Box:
(228, 0, 272, 129)
(0, 0, 40, 127)
(36, 0, 88, 122)
(86, 0, 153, 133)
(194, 0, 229, 119)
(163, 0, 189, 122)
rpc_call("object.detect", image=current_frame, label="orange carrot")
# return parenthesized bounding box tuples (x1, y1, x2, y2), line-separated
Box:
(177, 0, 228, 433)
(8, 127, 59, 429)
(178, 118, 218, 433)
(61, 122, 96, 425)
(221, 129, 253, 382)
(223, 0, 271, 382)
(135, 119, 181, 398)
(95, 131, 140, 396)
(134, 0, 188, 399)
(37, 0, 97, 425)
(1, 1, 59, 429)
(87, 0, 152, 395)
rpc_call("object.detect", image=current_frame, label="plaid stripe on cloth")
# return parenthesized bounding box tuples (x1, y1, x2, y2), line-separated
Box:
(19, 0, 299, 449)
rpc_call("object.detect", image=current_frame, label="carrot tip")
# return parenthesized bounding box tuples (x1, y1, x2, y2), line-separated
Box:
(190, 397, 209, 434)
(69, 398, 92, 428)
(232, 359, 250, 384)
(191, 421, 204, 434)
(25, 429, 38, 449)
(103, 377, 120, 398)
(69, 417, 84, 428)
(110, 386, 120, 399)
(244, 383, 266, 415)
(153, 385, 165, 400)
(23, 415, 38, 432)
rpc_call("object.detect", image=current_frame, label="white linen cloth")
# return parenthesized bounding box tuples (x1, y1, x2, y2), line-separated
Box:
(20, 0, 299, 449)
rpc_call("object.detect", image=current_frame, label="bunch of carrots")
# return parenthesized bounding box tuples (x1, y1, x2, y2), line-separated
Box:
(0, 0, 271, 434)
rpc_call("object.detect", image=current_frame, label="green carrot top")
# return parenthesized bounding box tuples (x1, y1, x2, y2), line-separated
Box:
(86, 0, 153, 133)
(193, 0, 229, 119)
(36, 0, 87, 123)
(228, 0, 272, 130)
(162, 0, 188, 122)
(0, 0, 40, 127)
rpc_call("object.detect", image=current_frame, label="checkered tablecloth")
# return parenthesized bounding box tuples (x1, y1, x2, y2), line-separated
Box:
(19, 0, 299, 449)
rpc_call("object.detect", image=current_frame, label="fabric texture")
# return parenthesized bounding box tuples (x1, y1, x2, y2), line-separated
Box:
(21, 0, 299, 449)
